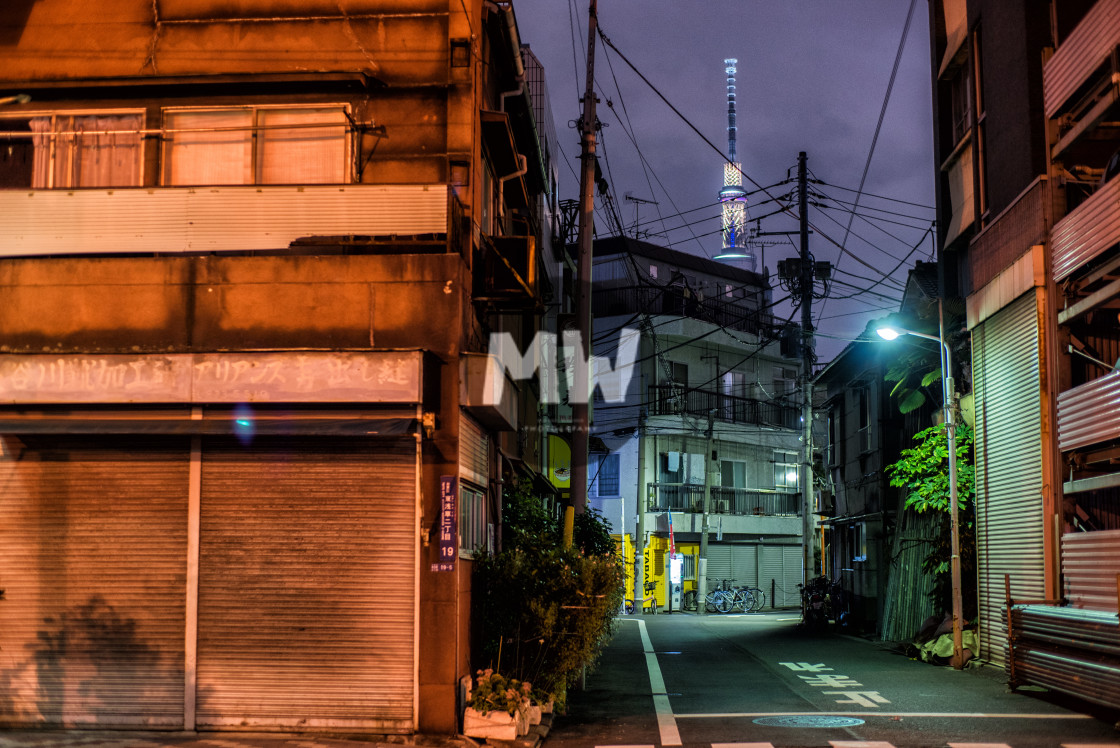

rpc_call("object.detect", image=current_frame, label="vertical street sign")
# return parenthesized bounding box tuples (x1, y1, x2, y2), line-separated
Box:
(432, 475, 457, 573)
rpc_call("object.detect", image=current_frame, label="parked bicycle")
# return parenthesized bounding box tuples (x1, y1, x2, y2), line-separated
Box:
(624, 582, 658, 615)
(683, 580, 765, 613)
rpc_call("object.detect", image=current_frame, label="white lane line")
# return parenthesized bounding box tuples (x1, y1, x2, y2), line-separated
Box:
(635, 617, 682, 746)
(676, 711, 1095, 719)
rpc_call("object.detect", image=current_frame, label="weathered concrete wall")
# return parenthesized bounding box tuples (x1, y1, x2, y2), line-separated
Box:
(0, 253, 469, 356)
(0, 0, 452, 85)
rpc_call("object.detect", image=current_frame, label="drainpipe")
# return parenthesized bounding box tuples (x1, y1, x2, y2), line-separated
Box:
(497, 154, 528, 229)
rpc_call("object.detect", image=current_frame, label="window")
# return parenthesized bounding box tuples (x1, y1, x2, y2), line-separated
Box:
(775, 450, 799, 492)
(459, 483, 491, 557)
(720, 460, 746, 489)
(162, 106, 348, 186)
(857, 387, 872, 453)
(1, 113, 144, 189)
(592, 453, 620, 497)
(774, 366, 798, 396)
(660, 451, 684, 484)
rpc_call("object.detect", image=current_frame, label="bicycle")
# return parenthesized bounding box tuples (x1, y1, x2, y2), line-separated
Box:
(624, 582, 658, 615)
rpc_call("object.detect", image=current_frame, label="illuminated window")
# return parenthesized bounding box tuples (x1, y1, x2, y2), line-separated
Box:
(162, 106, 348, 186)
(774, 450, 799, 492)
(0, 112, 144, 189)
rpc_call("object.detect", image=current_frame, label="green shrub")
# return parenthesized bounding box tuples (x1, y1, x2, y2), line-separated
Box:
(472, 480, 623, 707)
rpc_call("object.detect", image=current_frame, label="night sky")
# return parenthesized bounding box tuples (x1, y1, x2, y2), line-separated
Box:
(513, 0, 937, 362)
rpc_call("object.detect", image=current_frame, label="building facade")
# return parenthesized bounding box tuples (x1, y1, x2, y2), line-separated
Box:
(0, 0, 555, 735)
(930, 0, 1120, 695)
(588, 237, 806, 610)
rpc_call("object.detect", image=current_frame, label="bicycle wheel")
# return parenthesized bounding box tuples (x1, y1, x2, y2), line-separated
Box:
(715, 590, 734, 613)
(624, 599, 635, 615)
(682, 589, 698, 612)
(733, 589, 754, 612)
(704, 591, 719, 613)
(749, 587, 766, 611)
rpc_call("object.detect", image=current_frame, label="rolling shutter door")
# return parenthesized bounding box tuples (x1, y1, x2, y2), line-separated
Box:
(973, 293, 1044, 666)
(196, 436, 417, 732)
(782, 545, 804, 608)
(730, 545, 758, 588)
(706, 545, 732, 584)
(0, 436, 189, 727)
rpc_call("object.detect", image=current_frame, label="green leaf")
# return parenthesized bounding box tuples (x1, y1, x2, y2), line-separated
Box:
(898, 389, 927, 414)
(920, 369, 943, 387)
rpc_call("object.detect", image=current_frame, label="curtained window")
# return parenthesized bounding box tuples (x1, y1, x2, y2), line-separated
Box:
(163, 107, 348, 186)
(25, 113, 143, 188)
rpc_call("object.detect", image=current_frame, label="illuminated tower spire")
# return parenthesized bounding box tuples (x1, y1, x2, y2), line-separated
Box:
(718, 58, 754, 269)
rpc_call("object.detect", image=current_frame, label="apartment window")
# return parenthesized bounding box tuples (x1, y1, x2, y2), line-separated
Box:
(592, 453, 620, 497)
(720, 459, 746, 489)
(162, 106, 348, 186)
(775, 450, 799, 492)
(774, 365, 798, 396)
(459, 482, 491, 557)
(1, 113, 144, 189)
(857, 387, 872, 453)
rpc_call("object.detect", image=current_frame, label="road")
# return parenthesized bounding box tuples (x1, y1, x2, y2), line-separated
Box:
(545, 610, 1120, 748)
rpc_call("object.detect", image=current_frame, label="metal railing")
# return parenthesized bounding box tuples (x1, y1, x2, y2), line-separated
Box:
(648, 483, 799, 516)
(647, 384, 799, 429)
(593, 286, 774, 337)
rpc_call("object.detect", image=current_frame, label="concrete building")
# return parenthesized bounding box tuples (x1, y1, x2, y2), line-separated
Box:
(588, 237, 806, 610)
(0, 0, 556, 735)
(929, 0, 1120, 702)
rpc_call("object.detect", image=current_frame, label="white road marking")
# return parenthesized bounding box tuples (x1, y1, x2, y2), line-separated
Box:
(633, 617, 682, 746)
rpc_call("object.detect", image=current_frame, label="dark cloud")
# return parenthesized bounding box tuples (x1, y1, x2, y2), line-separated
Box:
(514, 0, 935, 360)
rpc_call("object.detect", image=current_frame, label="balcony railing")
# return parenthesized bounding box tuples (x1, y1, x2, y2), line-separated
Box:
(0, 184, 451, 257)
(1043, 0, 1120, 118)
(1051, 175, 1120, 281)
(647, 384, 799, 429)
(1057, 370, 1120, 452)
(593, 286, 774, 337)
(647, 483, 799, 516)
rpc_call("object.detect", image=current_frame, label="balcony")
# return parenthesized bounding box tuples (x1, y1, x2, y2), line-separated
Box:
(1057, 370, 1120, 453)
(593, 286, 774, 337)
(969, 177, 1050, 292)
(647, 384, 799, 429)
(0, 184, 452, 257)
(647, 483, 799, 516)
(1044, 0, 1120, 120)
(1051, 175, 1120, 281)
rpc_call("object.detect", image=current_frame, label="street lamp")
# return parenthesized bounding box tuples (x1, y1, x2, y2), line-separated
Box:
(876, 318, 965, 671)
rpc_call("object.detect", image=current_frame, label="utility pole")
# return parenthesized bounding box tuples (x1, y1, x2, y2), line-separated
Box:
(634, 415, 646, 608)
(798, 151, 816, 586)
(566, 0, 598, 548)
(697, 411, 715, 615)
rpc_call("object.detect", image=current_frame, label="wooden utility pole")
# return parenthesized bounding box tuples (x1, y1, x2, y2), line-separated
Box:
(566, 0, 598, 548)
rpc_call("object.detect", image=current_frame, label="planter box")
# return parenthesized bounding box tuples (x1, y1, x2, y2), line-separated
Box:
(463, 707, 518, 740)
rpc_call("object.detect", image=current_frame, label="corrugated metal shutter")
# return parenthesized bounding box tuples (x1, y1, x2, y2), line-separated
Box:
(196, 437, 416, 732)
(730, 545, 758, 588)
(706, 545, 731, 583)
(460, 413, 489, 487)
(0, 436, 189, 727)
(973, 293, 1044, 666)
(783, 545, 804, 607)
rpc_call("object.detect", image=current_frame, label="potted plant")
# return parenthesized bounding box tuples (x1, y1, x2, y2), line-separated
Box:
(463, 669, 534, 739)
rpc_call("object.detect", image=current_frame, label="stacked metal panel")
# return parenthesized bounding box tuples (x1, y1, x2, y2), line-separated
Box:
(1009, 604, 1120, 709)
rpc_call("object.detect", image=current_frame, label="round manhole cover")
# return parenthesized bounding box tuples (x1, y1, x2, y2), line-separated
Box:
(753, 715, 866, 728)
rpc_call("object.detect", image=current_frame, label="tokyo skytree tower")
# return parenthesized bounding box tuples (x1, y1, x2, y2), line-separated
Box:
(718, 58, 754, 270)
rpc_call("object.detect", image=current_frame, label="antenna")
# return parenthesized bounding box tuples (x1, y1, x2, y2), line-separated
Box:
(624, 192, 659, 239)
(715, 58, 755, 269)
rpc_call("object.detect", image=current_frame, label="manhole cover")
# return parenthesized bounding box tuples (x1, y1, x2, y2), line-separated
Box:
(753, 715, 865, 728)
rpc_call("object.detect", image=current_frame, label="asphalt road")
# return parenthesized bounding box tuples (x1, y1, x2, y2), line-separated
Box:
(544, 610, 1120, 748)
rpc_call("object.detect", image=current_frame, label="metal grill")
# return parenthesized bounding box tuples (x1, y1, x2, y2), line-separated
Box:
(1009, 605, 1120, 709)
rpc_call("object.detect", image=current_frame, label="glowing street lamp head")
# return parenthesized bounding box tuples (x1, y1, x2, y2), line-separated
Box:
(875, 327, 901, 341)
